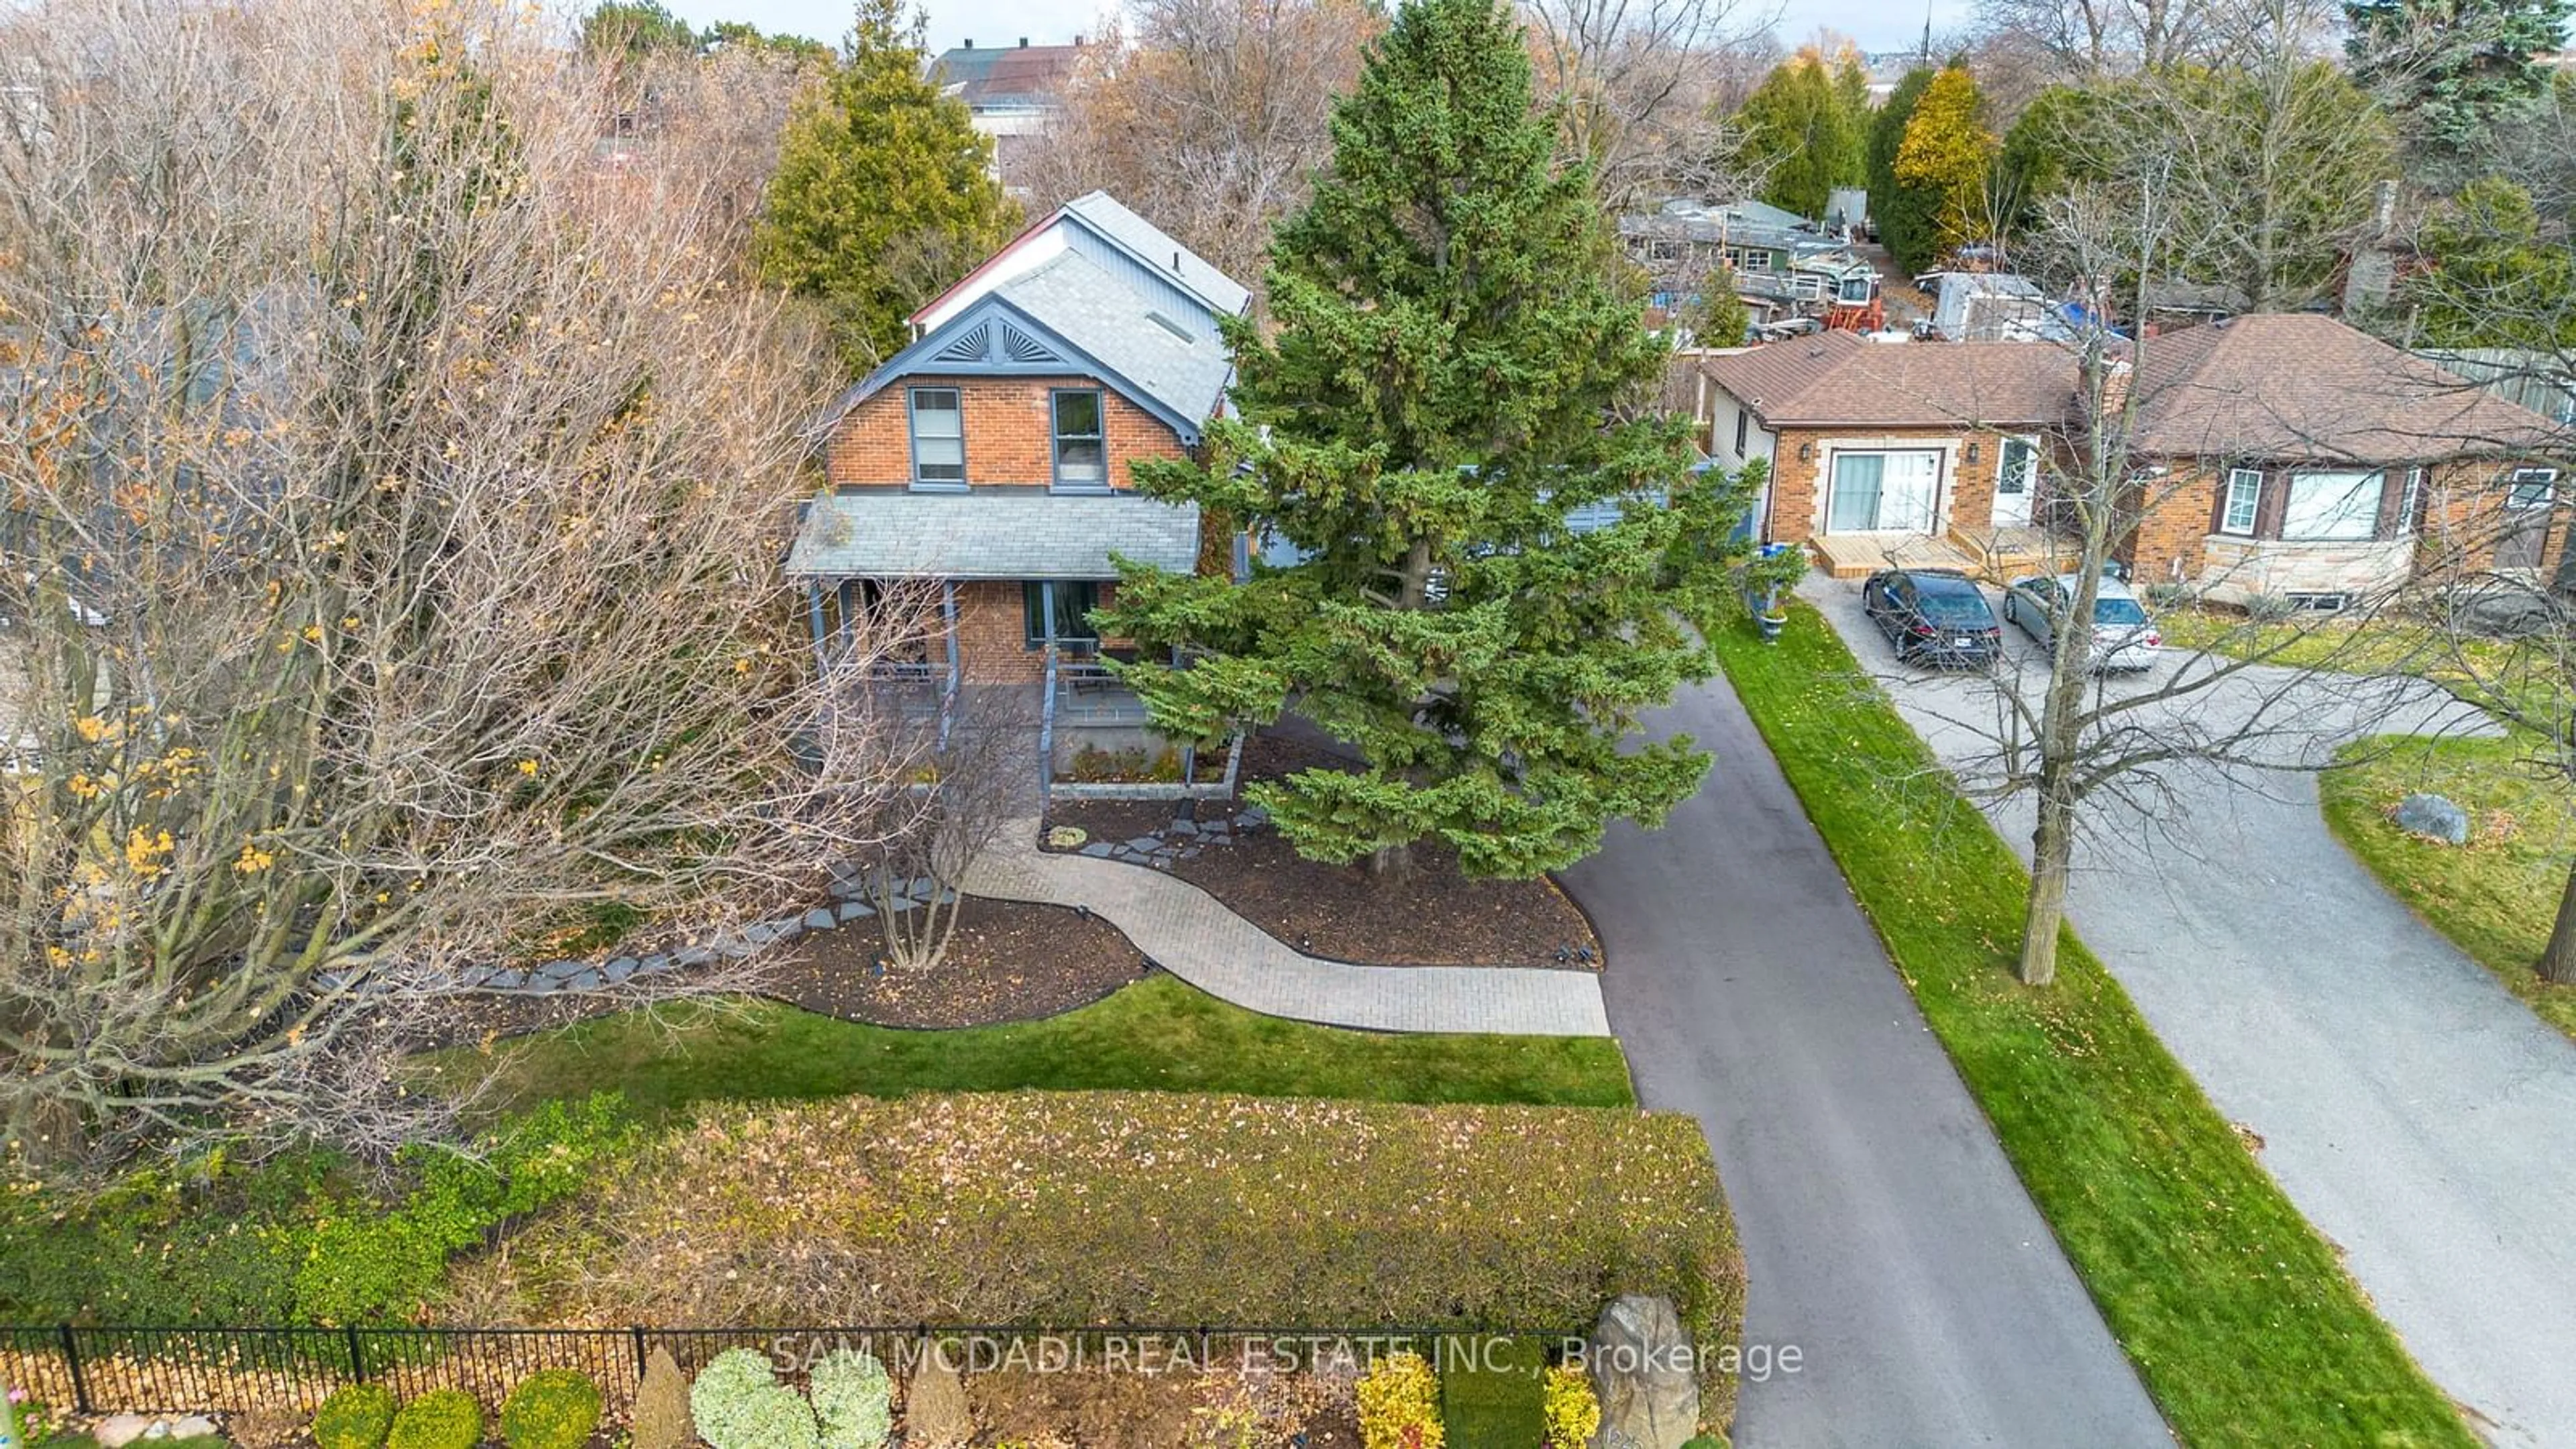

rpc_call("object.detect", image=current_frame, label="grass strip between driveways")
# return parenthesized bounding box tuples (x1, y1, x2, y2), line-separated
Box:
(1713, 604, 2473, 1449)
(434, 973, 1637, 1123)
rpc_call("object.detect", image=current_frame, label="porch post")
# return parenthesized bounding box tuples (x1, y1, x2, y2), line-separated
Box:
(1171, 643, 1195, 786)
(805, 580, 828, 664)
(939, 579, 960, 751)
(1038, 643, 1059, 808)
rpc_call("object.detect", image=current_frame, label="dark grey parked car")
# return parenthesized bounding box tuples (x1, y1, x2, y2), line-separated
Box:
(1861, 568, 2002, 667)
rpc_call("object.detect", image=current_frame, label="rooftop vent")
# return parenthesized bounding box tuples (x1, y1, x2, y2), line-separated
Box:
(1018, 36, 1029, 46)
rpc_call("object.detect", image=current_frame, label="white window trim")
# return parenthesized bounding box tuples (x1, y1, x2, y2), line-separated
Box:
(2398, 466, 2424, 535)
(1822, 443, 1949, 535)
(2279, 468, 2383, 543)
(2220, 467, 2262, 537)
(2510, 466, 2559, 510)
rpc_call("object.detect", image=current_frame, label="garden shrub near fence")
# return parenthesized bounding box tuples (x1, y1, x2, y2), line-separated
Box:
(490, 1091, 1741, 1349)
(0, 1094, 632, 1326)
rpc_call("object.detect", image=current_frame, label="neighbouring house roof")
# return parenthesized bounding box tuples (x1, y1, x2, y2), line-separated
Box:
(1701, 330, 2080, 430)
(926, 42, 1082, 114)
(784, 490, 1202, 580)
(2126, 313, 2561, 464)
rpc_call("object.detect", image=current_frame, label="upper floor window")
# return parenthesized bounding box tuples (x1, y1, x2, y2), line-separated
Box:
(2510, 466, 2558, 509)
(1052, 389, 1108, 491)
(908, 387, 965, 489)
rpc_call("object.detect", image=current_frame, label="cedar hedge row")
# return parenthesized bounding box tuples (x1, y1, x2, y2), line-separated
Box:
(496, 1089, 1742, 1350)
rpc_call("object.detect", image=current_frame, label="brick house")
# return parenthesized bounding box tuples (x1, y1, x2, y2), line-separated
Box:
(1694, 330, 2079, 577)
(2113, 313, 2565, 607)
(1687, 316, 2566, 602)
(784, 191, 1246, 767)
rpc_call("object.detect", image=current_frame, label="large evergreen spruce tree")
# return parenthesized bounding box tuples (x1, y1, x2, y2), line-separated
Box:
(1100, 0, 1755, 879)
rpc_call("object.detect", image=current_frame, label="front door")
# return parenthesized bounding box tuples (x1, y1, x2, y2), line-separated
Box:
(1827, 449, 1942, 533)
(1992, 437, 2038, 528)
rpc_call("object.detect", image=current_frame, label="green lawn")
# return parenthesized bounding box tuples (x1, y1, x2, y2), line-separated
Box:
(1441, 1336, 1548, 1449)
(2322, 732, 2576, 1042)
(1711, 604, 2473, 1449)
(2158, 607, 2555, 718)
(433, 974, 1636, 1122)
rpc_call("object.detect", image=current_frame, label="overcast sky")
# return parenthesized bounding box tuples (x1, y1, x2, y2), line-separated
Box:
(649, 0, 1975, 60)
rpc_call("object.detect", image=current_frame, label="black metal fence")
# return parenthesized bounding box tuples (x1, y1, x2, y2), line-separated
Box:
(0, 1323, 1580, 1416)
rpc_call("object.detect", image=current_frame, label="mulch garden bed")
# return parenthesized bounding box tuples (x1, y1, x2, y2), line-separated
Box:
(425, 897, 1146, 1044)
(1044, 729, 1605, 971)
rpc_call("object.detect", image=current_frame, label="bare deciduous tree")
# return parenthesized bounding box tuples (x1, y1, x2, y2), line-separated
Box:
(859, 686, 1034, 972)
(0, 0, 924, 1169)
(1519, 0, 1778, 209)
(1016, 0, 1381, 292)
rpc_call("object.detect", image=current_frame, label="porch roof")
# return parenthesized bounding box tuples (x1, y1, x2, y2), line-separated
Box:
(784, 490, 1203, 580)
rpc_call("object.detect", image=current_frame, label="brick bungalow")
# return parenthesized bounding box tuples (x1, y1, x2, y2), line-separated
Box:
(1694, 329, 2078, 577)
(2114, 313, 2565, 606)
(784, 191, 1245, 759)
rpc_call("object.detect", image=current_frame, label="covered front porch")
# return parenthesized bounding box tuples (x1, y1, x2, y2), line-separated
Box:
(784, 488, 1230, 798)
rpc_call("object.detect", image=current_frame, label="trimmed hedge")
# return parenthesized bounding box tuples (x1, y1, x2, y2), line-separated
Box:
(0, 1094, 631, 1325)
(499, 1091, 1741, 1343)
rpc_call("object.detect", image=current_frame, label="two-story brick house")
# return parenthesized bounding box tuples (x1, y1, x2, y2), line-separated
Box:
(785, 192, 1246, 755)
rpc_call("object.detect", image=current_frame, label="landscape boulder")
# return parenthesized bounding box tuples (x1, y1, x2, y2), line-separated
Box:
(2450, 584, 2561, 639)
(1586, 1294, 1700, 1449)
(2394, 793, 2471, 845)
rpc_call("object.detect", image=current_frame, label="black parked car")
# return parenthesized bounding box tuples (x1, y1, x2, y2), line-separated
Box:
(1861, 568, 2002, 667)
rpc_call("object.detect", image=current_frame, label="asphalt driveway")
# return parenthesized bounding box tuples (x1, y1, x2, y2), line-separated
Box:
(1558, 678, 2170, 1448)
(1808, 574, 2576, 1449)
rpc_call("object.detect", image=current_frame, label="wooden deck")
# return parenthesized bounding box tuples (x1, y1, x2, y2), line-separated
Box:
(1809, 527, 2074, 582)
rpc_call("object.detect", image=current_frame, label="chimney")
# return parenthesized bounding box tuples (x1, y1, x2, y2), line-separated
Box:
(1018, 36, 1029, 46)
(1075, 33, 1086, 44)
(962, 38, 973, 48)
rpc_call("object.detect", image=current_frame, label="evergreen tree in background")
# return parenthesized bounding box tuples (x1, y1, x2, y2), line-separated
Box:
(1736, 56, 1865, 221)
(2406, 175, 2576, 347)
(2347, 0, 2572, 159)
(1894, 67, 1998, 265)
(1101, 0, 1757, 878)
(1868, 67, 1938, 273)
(755, 0, 1015, 369)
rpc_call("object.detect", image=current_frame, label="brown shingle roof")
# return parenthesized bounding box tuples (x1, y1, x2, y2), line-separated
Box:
(2125, 313, 2557, 464)
(1701, 331, 2079, 430)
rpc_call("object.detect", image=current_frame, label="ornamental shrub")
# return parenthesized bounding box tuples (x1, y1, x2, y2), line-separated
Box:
(631, 1347, 694, 1449)
(809, 1348, 893, 1449)
(386, 1388, 484, 1449)
(500, 1368, 603, 1449)
(313, 1383, 397, 1449)
(1541, 1365, 1601, 1449)
(1356, 1352, 1443, 1449)
(690, 1347, 820, 1449)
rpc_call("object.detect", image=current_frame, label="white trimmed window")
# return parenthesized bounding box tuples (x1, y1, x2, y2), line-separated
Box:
(2281, 470, 2382, 541)
(2398, 466, 2425, 535)
(2220, 468, 2262, 536)
(2510, 466, 2558, 508)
